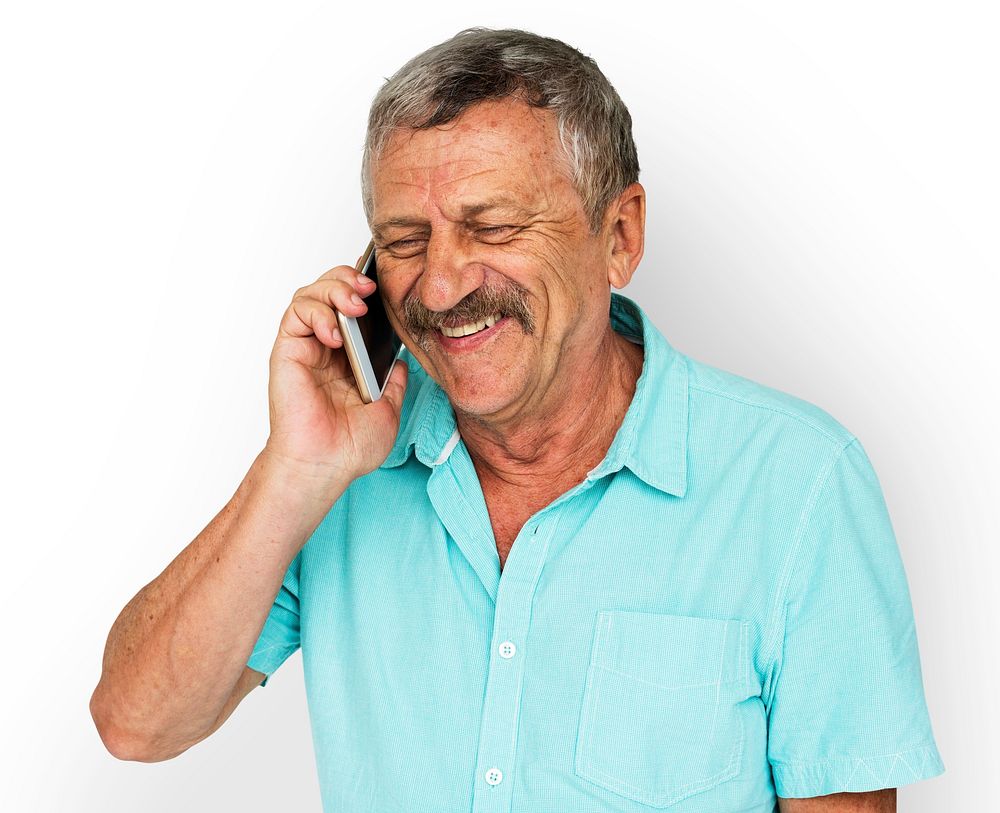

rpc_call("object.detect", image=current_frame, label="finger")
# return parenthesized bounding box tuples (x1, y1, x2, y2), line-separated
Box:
(315, 263, 377, 296)
(280, 297, 343, 347)
(300, 277, 370, 318)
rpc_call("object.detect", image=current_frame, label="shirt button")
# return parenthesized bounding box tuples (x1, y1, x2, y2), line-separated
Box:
(498, 640, 516, 659)
(485, 767, 503, 785)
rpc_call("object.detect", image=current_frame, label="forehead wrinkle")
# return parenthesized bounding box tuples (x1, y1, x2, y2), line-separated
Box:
(431, 166, 506, 192)
(379, 159, 503, 200)
(383, 126, 533, 186)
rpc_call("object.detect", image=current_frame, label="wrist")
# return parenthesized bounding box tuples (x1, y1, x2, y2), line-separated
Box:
(254, 447, 356, 507)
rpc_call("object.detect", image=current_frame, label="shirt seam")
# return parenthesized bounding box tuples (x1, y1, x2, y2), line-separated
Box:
(689, 382, 852, 447)
(761, 437, 858, 703)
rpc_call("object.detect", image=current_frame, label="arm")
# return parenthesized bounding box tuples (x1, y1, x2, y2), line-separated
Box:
(779, 788, 895, 812)
(89, 258, 407, 763)
(89, 450, 349, 762)
(766, 440, 943, 798)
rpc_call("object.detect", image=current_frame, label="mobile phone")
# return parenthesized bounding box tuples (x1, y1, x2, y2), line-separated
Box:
(336, 240, 403, 403)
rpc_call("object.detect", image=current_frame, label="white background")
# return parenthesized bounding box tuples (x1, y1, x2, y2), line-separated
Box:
(1, 1, 995, 810)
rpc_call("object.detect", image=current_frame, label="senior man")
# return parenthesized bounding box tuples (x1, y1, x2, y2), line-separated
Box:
(91, 27, 943, 813)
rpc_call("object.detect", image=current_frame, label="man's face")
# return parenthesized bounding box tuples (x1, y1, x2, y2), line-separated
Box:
(369, 96, 615, 420)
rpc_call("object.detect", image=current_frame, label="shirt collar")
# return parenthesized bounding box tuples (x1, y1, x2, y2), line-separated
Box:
(381, 292, 689, 498)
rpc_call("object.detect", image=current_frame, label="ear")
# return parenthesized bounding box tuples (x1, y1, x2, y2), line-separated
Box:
(604, 182, 645, 289)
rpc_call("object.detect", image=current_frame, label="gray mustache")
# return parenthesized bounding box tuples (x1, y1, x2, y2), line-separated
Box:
(401, 282, 536, 339)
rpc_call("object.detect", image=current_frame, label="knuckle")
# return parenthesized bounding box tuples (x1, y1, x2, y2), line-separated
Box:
(293, 299, 317, 322)
(323, 279, 356, 305)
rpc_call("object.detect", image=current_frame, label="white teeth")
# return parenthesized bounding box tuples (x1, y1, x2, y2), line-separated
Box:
(440, 313, 501, 338)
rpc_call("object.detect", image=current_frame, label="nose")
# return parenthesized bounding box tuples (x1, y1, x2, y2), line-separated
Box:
(416, 229, 486, 313)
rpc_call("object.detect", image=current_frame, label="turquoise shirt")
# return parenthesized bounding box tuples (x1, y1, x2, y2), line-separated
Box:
(248, 293, 944, 812)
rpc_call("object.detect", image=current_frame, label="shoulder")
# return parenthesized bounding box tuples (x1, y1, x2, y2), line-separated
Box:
(684, 353, 856, 455)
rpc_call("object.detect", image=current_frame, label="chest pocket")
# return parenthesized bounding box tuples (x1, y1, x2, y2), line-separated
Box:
(574, 610, 749, 808)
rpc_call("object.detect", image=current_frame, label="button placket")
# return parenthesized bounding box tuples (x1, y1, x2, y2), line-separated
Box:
(470, 519, 554, 813)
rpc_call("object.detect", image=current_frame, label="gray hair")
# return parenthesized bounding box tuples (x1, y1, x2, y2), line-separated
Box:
(361, 27, 640, 235)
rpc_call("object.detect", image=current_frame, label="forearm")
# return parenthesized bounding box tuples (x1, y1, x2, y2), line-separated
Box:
(90, 448, 348, 760)
(778, 789, 896, 812)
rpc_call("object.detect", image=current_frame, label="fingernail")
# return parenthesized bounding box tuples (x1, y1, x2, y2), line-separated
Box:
(357, 274, 375, 286)
(350, 293, 364, 306)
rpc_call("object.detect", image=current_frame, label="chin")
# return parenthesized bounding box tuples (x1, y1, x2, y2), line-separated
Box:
(432, 361, 527, 418)
(441, 377, 518, 418)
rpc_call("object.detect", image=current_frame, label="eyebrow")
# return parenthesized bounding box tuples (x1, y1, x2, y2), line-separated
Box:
(372, 196, 535, 240)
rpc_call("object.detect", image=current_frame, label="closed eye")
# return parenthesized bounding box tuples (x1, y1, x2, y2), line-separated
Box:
(384, 225, 518, 256)
(476, 225, 518, 241)
(385, 238, 428, 258)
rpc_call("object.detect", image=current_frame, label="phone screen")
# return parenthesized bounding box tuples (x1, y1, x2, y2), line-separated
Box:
(357, 248, 403, 391)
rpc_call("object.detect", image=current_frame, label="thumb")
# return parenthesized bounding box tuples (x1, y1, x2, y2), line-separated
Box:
(380, 358, 409, 420)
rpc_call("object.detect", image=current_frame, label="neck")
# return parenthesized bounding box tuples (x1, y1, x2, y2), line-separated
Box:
(455, 325, 645, 494)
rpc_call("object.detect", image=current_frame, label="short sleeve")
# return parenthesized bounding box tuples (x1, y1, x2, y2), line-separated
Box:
(765, 437, 945, 797)
(246, 550, 302, 687)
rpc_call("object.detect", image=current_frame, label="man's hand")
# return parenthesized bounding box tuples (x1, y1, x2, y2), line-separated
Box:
(265, 257, 408, 486)
(778, 788, 896, 812)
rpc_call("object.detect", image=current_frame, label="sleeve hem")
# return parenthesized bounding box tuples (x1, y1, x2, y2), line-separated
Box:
(772, 742, 945, 797)
(246, 639, 298, 687)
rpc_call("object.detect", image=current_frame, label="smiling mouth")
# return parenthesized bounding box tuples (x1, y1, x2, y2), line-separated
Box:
(438, 312, 503, 338)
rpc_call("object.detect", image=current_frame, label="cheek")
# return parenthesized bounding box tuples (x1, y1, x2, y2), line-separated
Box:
(377, 261, 420, 309)
(487, 238, 564, 297)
